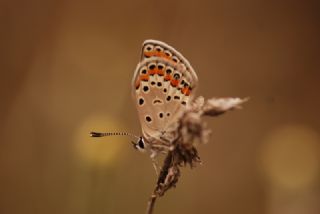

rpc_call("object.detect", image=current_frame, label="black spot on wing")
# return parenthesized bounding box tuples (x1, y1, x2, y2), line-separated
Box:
(146, 116, 152, 122)
(143, 86, 149, 92)
(153, 99, 163, 104)
(139, 98, 144, 105)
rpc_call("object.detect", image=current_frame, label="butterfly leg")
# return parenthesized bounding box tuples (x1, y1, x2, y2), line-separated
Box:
(150, 151, 160, 176)
(159, 136, 175, 150)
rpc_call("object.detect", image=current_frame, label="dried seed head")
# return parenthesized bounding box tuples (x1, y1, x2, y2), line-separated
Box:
(151, 96, 248, 199)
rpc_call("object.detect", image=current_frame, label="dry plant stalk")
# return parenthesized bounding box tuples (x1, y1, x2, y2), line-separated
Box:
(146, 96, 248, 214)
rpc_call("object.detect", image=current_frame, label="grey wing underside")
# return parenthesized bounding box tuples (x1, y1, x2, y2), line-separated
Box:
(132, 40, 198, 144)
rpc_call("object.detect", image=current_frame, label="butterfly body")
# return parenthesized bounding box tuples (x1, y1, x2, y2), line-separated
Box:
(132, 40, 198, 153)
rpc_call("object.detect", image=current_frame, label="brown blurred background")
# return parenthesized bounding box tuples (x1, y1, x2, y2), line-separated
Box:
(1, 0, 320, 213)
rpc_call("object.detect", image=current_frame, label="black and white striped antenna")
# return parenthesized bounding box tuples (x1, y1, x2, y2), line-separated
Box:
(90, 131, 140, 141)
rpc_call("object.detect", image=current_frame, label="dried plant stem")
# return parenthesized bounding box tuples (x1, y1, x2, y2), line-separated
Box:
(146, 193, 157, 214)
(146, 151, 175, 214)
(144, 96, 248, 214)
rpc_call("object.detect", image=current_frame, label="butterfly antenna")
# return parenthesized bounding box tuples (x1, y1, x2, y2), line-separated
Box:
(90, 131, 140, 140)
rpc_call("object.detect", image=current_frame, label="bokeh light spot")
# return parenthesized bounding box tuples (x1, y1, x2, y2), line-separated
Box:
(259, 125, 320, 191)
(74, 114, 128, 167)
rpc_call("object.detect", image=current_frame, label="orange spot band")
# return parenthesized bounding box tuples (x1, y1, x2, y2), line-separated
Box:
(140, 74, 149, 81)
(144, 51, 176, 64)
(164, 74, 172, 81)
(148, 69, 156, 75)
(181, 87, 191, 96)
(171, 79, 179, 87)
(155, 69, 164, 76)
(147, 69, 166, 76)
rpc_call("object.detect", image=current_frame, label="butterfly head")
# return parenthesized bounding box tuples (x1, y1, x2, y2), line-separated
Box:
(132, 137, 147, 152)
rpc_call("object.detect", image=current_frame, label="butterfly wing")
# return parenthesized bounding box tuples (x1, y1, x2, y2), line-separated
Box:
(140, 40, 198, 86)
(132, 40, 198, 144)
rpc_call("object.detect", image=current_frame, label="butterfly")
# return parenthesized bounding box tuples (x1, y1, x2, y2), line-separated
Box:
(90, 40, 198, 160)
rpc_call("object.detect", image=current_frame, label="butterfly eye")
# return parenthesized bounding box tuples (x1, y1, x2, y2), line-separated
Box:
(144, 44, 154, 52)
(155, 46, 164, 52)
(138, 138, 145, 149)
(172, 56, 180, 63)
(164, 50, 172, 57)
